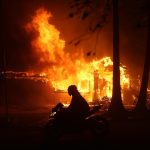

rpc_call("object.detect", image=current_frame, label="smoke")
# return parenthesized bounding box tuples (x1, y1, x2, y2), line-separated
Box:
(1, 0, 60, 71)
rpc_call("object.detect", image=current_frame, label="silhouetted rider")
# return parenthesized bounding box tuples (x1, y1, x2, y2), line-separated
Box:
(53, 85, 90, 125)
(66, 85, 90, 120)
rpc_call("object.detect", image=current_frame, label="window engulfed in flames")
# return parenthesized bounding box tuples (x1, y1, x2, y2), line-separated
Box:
(25, 8, 130, 102)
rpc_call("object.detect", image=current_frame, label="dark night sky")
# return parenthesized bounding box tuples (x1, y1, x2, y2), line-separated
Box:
(1, 0, 150, 82)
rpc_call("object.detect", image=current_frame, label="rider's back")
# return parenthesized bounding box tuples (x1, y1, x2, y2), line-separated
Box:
(66, 92, 90, 119)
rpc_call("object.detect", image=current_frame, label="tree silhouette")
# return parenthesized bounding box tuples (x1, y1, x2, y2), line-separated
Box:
(134, 12, 150, 116)
(68, 0, 112, 53)
(107, 0, 126, 118)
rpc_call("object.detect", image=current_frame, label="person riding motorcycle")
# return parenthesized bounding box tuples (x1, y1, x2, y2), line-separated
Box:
(45, 85, 109, 143)
(53, 85, 91, 127)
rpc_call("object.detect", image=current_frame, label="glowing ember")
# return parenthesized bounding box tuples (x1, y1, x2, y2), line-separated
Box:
(25, 8, 130, 102)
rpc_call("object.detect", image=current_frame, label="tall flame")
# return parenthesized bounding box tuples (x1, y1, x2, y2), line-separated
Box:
(25, 8, 130, 102)
(26, 8, 65, 63)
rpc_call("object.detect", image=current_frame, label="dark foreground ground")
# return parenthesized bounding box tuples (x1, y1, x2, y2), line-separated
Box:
(0, 107, 150, 149)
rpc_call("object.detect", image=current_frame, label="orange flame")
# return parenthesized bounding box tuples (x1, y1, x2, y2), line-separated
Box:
(25, 8, 130, 102)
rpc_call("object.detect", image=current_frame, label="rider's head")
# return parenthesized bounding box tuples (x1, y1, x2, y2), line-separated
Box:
(67, 85, 78, 96)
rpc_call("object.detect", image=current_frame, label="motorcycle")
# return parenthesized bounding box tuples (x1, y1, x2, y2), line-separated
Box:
(44, 103, 109, 142)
